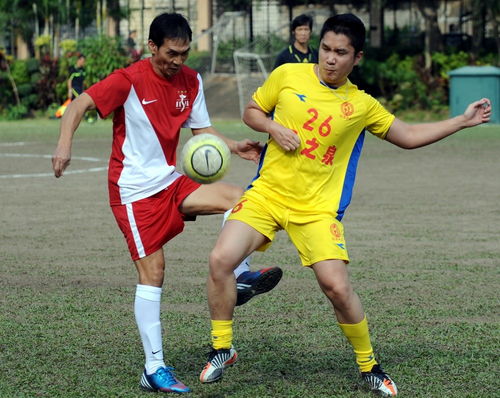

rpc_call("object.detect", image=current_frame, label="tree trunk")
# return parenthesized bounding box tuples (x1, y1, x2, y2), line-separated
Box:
(96, 0, 102, 35)
(15, 35, 29, 60)
(5, 60, 21, 106)
(416, 0, 443, 70)
(471, 2, 486, 61)
(494, 14, 500, 66)
(370, 0, 384, 48)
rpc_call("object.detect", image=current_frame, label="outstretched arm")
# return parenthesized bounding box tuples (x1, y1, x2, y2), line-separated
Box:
(386, 98, 492, 149)
(52, 93, 96, 177)
(191, 126, 263, 164)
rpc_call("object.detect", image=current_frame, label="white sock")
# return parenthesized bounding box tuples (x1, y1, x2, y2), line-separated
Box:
(223, 209, 251, 278)
(135, 284, 166, 375)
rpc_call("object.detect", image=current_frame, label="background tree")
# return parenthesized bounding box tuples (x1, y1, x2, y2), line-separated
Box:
(0, 49, 21, 106)
(369, 0, 384, 48)
(470, 0, 500, 64)
(416, 0, 443, 69)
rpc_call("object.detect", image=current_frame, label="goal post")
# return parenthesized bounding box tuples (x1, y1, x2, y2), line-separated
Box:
(233, 50, 273, 117)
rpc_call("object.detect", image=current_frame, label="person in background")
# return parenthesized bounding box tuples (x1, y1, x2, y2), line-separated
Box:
(274, 14, 318, 69)
(67, 54, 85, 100)
(127, 30, 141, 62)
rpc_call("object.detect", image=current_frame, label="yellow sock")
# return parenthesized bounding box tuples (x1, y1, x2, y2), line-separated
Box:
(211, 320, 233, 350)
(338, 316, 378, 372)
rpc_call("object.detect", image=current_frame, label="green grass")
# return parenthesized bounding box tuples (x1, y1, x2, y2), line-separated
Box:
(0, 118, 499, 397)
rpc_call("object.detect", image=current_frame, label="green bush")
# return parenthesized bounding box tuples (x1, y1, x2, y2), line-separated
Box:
(0, 35, 129, 118)
(77, 35, 129, 86)
(185, 50, 211, 74)
(8, 60, 38, 113)
(4, 103, 28, 120)
(358, 50, 496, 112)
(432, 51, 470, 79)
(10, 60, 30, 85)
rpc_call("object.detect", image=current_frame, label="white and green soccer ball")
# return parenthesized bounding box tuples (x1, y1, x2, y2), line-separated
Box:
(181, 133, 231, 184)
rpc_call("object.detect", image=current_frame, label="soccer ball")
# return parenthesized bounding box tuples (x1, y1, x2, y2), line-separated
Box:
(181, 133, 231, 184)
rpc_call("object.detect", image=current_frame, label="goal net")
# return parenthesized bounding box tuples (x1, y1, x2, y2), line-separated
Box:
(233, 49, 274, 117)
(233, 10, 331, 116)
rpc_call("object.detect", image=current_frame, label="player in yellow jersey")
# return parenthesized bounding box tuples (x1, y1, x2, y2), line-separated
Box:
(199, 14, 492, 396)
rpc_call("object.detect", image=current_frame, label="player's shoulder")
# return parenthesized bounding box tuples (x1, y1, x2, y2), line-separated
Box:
(121, 58, 150, 79)
(179, 64, 199, 78)
(275, 62, 313, 77)
(169, 65, 201, 93)
(275, 62, 309, 71)
(349, 81, 376, 101)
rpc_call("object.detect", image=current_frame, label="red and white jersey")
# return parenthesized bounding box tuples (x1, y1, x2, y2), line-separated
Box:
(86, 58, 211, 205)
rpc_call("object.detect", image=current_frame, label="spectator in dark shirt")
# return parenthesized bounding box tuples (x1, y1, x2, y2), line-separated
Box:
(67, 54, 85, 99)
(274, 14, 318, 70)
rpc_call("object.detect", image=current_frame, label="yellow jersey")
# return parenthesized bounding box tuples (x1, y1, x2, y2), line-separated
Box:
(249, 63, 395, 220)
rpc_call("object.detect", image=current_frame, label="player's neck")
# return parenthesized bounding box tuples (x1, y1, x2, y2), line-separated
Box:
(293, 41, 309, 54)
(314, 64, 348, 89)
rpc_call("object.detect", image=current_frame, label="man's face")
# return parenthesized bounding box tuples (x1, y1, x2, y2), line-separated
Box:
(293, 25, 311, 45)
(76, 57, 85, 68)
(148, 38, 190, 79)
(317, 31, 362, 86)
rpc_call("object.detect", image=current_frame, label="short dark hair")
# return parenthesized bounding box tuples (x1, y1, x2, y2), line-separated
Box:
(320, 13, 366, 54)
(149, 13, 192, 48)
(291, 14, 313, 31)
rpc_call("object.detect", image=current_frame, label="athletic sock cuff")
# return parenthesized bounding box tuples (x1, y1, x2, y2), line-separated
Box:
(338, 315, 367, 333)
(136, 284, 162, 301)
(211, 319, 233, 349)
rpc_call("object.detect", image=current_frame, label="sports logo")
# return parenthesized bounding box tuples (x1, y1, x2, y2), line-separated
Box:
(340, 101, 354, 119)
(176, 91, 190, 112)
(295, 93, 307, 102)
(330, 223, 342, 240)
(231, 199, 247, 214)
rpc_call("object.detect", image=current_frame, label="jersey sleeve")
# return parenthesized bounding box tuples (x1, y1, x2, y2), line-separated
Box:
(182, 73, 211, 129)
(85, 70, 132, 119)
(252, 66, 285, 113)
(364, 95, 396, 139)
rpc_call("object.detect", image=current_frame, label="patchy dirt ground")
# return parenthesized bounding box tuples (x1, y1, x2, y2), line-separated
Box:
(1, 121, 499, 397)
(203, 74, 241, 120)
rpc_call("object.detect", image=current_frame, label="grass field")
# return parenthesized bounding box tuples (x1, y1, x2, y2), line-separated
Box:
(0, 118, 499, 398)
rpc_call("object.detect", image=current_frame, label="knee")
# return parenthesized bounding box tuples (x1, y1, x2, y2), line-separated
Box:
(138, 264, 164, 287)
(149, 267, 165, 284)
(209, 246, 235, 279)
(135, 252, 165, 287)
(321, 279, 353, 307)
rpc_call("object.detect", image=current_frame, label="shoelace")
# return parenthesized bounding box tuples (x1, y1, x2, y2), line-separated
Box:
(157, 367, 177, 384)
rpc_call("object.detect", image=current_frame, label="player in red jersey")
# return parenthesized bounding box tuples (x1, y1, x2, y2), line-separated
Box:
(52, 13, 282, 394)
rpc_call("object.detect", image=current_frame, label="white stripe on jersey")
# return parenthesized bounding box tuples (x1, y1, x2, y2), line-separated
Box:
(126, 203, 146, 258)
(182, 74, 211, 129)
(118, 86, 180, 204)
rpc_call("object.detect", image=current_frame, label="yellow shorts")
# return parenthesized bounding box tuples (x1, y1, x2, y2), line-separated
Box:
(228, 189, 349, 266)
